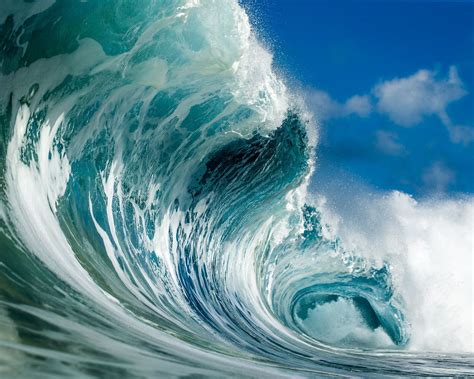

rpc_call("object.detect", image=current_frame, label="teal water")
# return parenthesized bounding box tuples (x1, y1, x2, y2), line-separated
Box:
(0, 1, 472, 377)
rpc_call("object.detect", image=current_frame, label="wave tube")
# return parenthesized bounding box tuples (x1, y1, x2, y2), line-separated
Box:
(0, 1, 472, 377)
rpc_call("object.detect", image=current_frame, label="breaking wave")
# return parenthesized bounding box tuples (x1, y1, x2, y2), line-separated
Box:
(0, 1, 472, 377)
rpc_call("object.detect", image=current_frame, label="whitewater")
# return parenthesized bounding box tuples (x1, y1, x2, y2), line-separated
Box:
(0, 0, 472, 377)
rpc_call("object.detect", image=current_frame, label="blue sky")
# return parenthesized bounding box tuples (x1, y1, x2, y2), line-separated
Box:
(242, 0, 474, 198)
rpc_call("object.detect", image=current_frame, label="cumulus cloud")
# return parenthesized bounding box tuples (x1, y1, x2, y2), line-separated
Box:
(307, 66, 473, 145)
(374, 66, 465, 126)
(374, 130, 405, 156)
(306, 89, 372, 121)
(374, 66, 473, 144)
(438, 111, 474, 145)
(344, 95, 372, 117)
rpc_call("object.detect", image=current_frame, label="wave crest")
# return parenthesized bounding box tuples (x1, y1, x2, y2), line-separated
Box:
(0, 0, 472, 377)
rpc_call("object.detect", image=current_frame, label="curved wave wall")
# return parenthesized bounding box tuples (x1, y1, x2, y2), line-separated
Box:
(0, 1, 472, 377)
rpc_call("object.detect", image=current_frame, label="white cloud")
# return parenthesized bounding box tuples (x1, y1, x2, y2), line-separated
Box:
(422, 161, 456, 194)
(447, 125, 474, 145)
(305, 89, 340, 121)
(374, 66, 473, 144)
(306, 65, 473, 145)
(375, 130, 405, 156)
(374, 66, 466, 126)
(344, 95, 372, 117)
(305, 89, 372, 121)
(438, 111, 474, 145)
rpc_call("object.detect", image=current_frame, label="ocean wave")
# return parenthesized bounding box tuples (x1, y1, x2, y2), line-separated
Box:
(0, 1, 472, 377)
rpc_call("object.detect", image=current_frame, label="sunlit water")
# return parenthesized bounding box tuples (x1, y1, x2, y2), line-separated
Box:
(0, 1, 472, 377)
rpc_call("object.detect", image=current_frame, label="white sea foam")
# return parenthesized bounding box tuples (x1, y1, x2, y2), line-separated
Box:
(1, 0, 471, 376)
(315, 190, 473, 352)
(296, 297, 394, 348)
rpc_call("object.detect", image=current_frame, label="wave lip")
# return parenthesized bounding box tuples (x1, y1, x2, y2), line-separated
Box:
(0, 0, 472, 377)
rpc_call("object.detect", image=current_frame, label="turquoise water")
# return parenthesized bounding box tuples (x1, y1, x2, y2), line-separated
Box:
(0, 1, 472, 377)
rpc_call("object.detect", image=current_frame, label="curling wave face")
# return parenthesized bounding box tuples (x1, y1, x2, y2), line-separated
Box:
(0, 1, 472, 377)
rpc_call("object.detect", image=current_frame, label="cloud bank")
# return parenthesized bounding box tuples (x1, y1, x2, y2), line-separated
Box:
(306, 89, 372, 121)
(306, 66, 473, 144)
(374, 66, 473, 144)
(374, 66, 465, 126)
